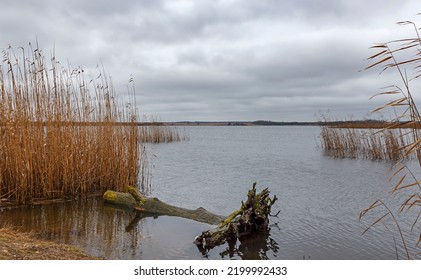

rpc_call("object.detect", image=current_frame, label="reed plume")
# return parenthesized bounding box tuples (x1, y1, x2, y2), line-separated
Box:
(357, 19, 421, 258)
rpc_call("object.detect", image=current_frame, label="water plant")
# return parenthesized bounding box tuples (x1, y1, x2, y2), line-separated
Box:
(0, 44, 147, 204)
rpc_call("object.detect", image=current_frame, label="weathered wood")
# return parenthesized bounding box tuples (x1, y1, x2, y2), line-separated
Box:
(126, 186, 145, 205)
(194, 183, 277, 249)
(103, 190, 224, 225)
(103, 182, 278, 252)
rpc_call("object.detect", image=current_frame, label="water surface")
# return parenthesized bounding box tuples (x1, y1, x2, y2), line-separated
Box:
(1, 126, 419, 259)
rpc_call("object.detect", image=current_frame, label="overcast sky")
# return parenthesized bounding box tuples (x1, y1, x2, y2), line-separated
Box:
(1, 0, 420, 121)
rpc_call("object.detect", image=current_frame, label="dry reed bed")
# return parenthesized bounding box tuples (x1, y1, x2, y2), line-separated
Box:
(320, 126, 410, 161)
(0, 46, 146, 204)
(328, 121, 421, 129)
(139, 125, 186, 143)
(138, 117, 188, 143)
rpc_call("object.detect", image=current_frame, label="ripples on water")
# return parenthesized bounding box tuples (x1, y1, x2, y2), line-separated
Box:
(1, 126, 419, 259)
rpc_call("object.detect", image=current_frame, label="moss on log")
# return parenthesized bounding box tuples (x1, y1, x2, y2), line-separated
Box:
(103, 190, 138, 207)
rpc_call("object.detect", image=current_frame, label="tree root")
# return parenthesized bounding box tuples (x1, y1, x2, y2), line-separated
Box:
(194, 182, 277, 250)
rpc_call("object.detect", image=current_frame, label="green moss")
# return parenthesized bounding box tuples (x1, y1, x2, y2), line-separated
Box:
(103, 190, 116, 200)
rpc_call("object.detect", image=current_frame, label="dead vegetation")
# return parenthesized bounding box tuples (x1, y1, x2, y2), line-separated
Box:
(0, 227, 98, 260)
(323, 18, 421, 259)
(320, 126, 410, 161)
(0, 44, 184, 205)
(0, 45, 146, 204)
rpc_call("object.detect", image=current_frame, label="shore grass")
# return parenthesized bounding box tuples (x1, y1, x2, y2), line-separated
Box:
(0, 45, 147, 204)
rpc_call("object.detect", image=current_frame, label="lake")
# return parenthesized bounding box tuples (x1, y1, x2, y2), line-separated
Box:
(1, 126, 419, 259)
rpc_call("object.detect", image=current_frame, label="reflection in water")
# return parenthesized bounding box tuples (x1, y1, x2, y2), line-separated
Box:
(124, 212, 159, 232)
(223, 231, 279, 260)
(0, 198, 144, 259)
(197, 230, 279, 260)
(0, 198, 279, 259)
(123, 212, 280, 260)
(2, 127, 418, 259)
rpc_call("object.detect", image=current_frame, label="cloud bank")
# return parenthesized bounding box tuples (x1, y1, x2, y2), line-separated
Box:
(1, 0, 420, 121)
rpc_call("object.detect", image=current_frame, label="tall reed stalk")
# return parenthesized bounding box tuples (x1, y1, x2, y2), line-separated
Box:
(357, 19, 421, 258)
(0, 45, 147, 204)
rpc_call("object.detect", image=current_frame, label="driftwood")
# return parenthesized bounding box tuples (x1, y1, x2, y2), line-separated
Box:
(194, 183, 278, 250)
(103, 186, 224, 225)
(103, 183, 277, 250)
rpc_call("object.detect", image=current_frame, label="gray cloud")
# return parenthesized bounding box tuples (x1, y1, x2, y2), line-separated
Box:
(0, 0, 420, 121)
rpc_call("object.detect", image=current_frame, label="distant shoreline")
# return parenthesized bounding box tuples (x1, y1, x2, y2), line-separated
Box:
(160, 120, 391, 127)
(0, 120, 400, 127)
(162, 121, 321, 126)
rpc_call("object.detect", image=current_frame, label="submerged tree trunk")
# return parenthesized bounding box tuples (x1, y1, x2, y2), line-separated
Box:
(103, 186, 224, 225)
(103, 183, 278, 250)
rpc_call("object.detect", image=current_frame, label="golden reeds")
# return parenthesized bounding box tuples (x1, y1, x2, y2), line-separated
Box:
(0, 45, 147, 204)
(320, 126, 409, 161)
(138, 116, 188, 143)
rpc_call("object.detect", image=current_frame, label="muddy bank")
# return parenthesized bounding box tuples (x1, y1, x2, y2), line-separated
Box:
(0, 228, 100, 260)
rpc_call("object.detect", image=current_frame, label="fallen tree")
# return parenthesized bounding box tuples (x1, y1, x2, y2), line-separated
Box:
(103, 183, 278, 250)
(103, 186, 224, 225)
